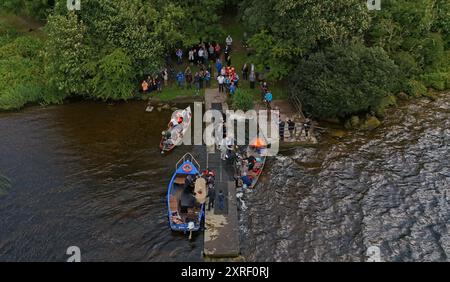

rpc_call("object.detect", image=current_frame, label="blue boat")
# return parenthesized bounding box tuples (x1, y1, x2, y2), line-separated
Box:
(167, 153, 205, 235)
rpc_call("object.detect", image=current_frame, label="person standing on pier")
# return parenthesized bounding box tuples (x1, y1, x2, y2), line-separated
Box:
(264, 91, 273, 109)
(279, 118, 285, 141)
(208, 183, 215, 211)
(303, 119, 312, 138)
(287, 118, 296, 139)
(217, 74, 225, 93)
(218, 190, 225, 211)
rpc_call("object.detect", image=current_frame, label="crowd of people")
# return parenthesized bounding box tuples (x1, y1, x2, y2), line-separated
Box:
(140, 34, 266, 98)
(141, 71, 168, 94)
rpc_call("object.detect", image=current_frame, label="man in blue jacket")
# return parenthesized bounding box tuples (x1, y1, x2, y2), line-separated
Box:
(176, 71, 185, 88)
(215, 58, 222, 77)
(264, 91, 273, 108)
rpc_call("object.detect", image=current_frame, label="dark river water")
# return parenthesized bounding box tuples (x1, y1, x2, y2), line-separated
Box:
(0, 93, 449, 262)
(239, 93, 449, 262)
(0, 101, 205, 262)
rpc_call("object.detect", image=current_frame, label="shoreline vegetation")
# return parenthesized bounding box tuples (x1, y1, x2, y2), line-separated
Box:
(0, 1, 449, 129)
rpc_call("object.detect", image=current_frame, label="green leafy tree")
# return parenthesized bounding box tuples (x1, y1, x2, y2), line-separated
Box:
(0, 0, 53, 20)
(0, 36, 47, 110)
(91, 49, 134, 100)
(44, 12, 89, 98)
(242, 0, 371, 79)
(289, 44, 400, 119)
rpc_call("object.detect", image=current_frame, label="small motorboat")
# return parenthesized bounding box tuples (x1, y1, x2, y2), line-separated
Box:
(244, 137, 267, 188)
(167, 153, 205, 238)
(160, 106, 192, 153)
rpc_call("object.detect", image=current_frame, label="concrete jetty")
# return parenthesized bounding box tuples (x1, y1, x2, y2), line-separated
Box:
(203, 89, 240, 259)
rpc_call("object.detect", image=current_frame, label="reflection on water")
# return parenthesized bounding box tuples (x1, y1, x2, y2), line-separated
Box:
(0, 101, 205, 261)
(239, 93, 450, 262)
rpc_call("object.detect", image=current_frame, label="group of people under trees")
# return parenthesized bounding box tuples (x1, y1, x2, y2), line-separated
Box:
(141, 71, 169, 94)
(140, 34, 262, 96)
(176, 65, 212, 95)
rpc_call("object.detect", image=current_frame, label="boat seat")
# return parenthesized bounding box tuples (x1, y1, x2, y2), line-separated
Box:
(169, 197, 178, 211)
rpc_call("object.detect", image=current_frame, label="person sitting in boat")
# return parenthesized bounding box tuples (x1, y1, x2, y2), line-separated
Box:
(241, 172, 253, 189)
(169, 117, 179, 128)
(246, 155, 257, 171)
(184, 174, 196, 193)
(180, 187, 196, 214)
(177, 115, 184, 125)
(162, 130, 172, 142)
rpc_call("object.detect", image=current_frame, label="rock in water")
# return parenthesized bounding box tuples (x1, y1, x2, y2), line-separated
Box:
(362, 116, 381, 130)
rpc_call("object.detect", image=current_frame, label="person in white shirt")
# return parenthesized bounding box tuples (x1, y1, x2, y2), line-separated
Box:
(220, 137, 227, 160)
(226, 35, 233, 48)
(188, 49, 194, 65)
(217, 74, 225, 93)
(198, 48, 204, 65)
(225, 135, 235, 151)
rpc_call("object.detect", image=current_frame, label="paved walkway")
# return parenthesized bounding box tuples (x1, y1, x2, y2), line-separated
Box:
(203, 88, 240, 259)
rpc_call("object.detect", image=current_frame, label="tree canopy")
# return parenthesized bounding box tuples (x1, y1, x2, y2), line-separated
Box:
(290, 44, 400, 118)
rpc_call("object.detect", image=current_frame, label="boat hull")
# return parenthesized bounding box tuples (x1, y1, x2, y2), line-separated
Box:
(166, 157, 204, 234)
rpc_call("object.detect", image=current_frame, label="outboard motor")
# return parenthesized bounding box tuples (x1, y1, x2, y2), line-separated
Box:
(187, 221, 195, 240)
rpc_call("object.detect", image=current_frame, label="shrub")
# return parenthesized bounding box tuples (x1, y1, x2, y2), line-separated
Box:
(232, 88, 254, 111)
(0, 35, 56, 110)
(289, 44, 400, 119)
(421, 33, 446, 73)
(90, 48, 135, 101)
(393, 51, 421, 77)
(361, 116, 381, 131)
(405, 80, 427, 97)
(374, 95, 397, 118)
(420, 72, 449, 91)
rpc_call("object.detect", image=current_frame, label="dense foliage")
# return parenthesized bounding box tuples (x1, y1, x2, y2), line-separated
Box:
(241, 0, 450, 118)
(0, 26, 54, 110)
(232, 88, 254, 111)
(0, 0, 227, 109)
(242, 0, 371, 79)
(290, 44, 400, 118)
(1, 0, 449, 116)
(0, 0, 53, 20)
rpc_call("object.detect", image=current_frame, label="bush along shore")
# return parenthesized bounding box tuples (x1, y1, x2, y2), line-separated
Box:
(0, 0, 448, 131)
